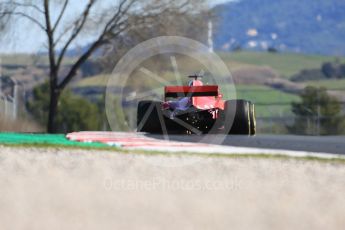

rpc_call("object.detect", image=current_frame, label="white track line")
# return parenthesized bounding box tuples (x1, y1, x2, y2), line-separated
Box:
(66, 132, 345, 160)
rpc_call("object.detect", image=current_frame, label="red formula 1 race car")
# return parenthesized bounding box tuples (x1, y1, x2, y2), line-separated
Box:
(137, 75, 256, 135)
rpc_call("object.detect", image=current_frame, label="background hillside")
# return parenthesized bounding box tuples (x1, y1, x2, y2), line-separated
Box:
(1, 0, 345, 134)
(213, 0, 345, 55)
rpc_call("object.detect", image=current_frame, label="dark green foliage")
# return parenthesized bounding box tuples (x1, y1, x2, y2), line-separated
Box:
(291, 61, 345, 82)
(28, 82, 50, 122)
(340, 64, 345, 77)
(27, 83, 101, 133)
(232, 45, 242, 52)
(267, 47, 278, 53)
(55, 91, 101, 132)
(291, 69, 327, 82)
(288, 86, 345, 135)
(321, 62, 345, 79)
(322, 62, 338, 78)
(80, 60, 104, 77)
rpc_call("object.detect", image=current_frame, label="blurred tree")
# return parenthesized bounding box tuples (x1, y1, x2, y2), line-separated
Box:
(290, 68, 326, 82)
(95, 94, 128, 132)
(291, 61, 345, 82)
(232, 45, 242, 52)
(287, 86, 345, 135)
(99, 8, 210, 72)
(0, 1, 13, 32)
(267, 47, 278, 53)
(321, 61, 345, 79)
(0, 0, 207, 133)
(339, 64, 345, 77)
(321, 62, 338, 79)
(27, 82, 101, 133)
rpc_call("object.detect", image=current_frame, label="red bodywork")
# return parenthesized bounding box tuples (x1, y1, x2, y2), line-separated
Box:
(164, 80, 225, 110)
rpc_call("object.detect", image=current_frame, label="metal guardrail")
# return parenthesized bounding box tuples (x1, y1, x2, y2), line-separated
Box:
(0, 58, 18, 120)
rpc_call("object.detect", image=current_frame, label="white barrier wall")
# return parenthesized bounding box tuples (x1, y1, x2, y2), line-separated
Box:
(0, 96, 15, 120)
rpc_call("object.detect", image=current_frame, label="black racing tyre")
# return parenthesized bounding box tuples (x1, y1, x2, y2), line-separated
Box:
(224, 100, 251, 135)
(137, 100, 163, 133)
(249, 102, 256, 136)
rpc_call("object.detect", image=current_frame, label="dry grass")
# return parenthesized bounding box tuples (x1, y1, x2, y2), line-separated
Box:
(0, 117, 43, 132)
(231, 66, 279, 85)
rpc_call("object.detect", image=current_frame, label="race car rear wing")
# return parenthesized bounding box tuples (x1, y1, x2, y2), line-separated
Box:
(164, 85, 219, 98)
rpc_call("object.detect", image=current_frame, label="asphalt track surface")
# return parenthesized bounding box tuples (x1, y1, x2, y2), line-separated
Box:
(146, 134, 345, 155)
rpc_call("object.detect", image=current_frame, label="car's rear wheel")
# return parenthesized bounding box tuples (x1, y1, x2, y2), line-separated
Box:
(137, 100, 163, 133)
(249, 102, 256, 135)
(224, 100, 251, 135)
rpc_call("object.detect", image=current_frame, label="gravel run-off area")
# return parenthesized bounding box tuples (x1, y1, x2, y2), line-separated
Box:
(0, 146, 345, 230)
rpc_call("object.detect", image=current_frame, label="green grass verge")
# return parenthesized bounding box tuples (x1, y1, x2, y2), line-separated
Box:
(236, 84, 299, 103)
(0, 133, 109, 148)
(235, 84, 299, 117)
(218, 51, 345, 77)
